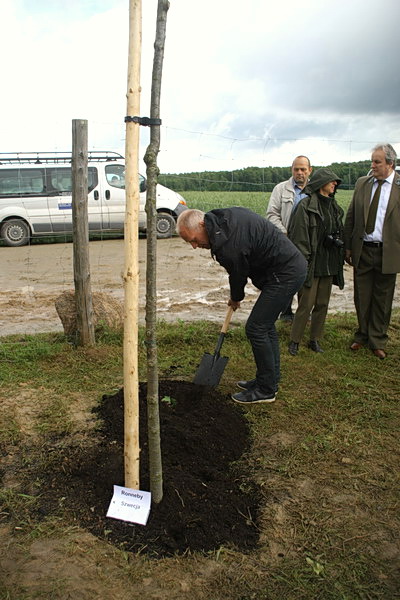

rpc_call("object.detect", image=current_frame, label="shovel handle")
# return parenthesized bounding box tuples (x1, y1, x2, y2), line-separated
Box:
(221, 306, 234, 334)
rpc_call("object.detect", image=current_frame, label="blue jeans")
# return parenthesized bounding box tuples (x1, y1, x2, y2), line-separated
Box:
(245, 272, 306, 394)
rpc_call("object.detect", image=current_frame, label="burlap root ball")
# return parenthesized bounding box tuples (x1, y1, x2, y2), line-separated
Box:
(55, 290, 123, 336)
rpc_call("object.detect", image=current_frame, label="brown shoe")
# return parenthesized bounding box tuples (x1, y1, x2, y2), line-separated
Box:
(350, 342, 363, 351)
(372, 349, 386, 360)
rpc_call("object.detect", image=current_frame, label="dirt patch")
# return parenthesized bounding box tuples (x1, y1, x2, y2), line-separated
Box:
(29, 380, 260, 558)
(1, 237, 399, 336)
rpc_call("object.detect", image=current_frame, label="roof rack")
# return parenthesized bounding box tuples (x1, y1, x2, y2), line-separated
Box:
(0, 151, 124, 165)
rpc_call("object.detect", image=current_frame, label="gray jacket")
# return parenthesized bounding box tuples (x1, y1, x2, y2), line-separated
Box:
(266, 177, 296, 233)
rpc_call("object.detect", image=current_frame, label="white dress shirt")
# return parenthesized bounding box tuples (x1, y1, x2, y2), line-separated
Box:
(364, 170, 395, 242)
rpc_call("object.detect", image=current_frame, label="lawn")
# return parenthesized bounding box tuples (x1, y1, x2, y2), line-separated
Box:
(0, 310, 399, 599)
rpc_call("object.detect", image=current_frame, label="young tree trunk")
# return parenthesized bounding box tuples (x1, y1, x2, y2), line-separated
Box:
(143, 0, 169, 504)
(123, 0, 142, 490)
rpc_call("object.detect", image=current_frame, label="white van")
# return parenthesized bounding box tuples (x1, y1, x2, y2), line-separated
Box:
(0, 151, 188, 246)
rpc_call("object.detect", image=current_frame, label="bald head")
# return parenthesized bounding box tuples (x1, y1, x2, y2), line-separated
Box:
(291, 156, 312, 188)
(176, 209, 205, 234)
(176, 209, 210, 249)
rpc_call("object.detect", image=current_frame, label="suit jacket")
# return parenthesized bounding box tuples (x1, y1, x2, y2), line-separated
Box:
(344, 170, 400, 273)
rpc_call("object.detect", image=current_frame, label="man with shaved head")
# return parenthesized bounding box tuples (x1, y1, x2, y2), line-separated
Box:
(266, 155, 312, 321)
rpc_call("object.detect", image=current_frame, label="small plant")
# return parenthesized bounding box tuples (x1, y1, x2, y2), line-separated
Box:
(306, 555, 325, 576)
(160, 395, 177, 408)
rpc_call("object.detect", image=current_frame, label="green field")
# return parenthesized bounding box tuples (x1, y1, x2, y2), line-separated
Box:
(183, 189, 353, 216)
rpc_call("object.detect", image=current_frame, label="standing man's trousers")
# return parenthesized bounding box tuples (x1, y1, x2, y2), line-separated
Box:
(353, 245, 396, 350)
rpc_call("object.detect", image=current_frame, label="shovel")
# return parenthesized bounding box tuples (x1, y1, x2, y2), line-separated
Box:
(193, 306, 234, 387)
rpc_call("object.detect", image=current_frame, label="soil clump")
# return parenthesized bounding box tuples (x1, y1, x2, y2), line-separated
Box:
(36, 380, 261, 558)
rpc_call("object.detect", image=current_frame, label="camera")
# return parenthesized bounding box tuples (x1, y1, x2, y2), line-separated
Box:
(325, 232, 344, 249)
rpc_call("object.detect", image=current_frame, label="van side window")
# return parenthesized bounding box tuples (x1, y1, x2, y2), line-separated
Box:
(87, 167, 98, 192)
(48, 167, 98, 193)
(0, 169, 45, 195)
(50, 168, 72, 192)
(105, 164, 125, 189)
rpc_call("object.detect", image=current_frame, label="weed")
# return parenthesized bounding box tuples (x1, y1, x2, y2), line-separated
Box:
(160, 395, 177, 408)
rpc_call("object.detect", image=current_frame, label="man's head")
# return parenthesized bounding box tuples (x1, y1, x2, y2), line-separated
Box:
(291, 155, 312, 188)
(370, 143, 397, 181)
(176, 209, 210, 249)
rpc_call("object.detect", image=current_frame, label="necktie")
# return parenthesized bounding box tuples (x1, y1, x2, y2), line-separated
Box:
(365, 180, 384, 234)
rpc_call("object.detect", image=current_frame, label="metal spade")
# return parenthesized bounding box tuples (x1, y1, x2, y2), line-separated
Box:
(193, 306, 234, 387)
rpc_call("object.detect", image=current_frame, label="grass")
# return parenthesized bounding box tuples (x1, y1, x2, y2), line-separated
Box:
(0, 332, 123, 392)
(183, 189, 353, 215)
(0, 311, 399, 599)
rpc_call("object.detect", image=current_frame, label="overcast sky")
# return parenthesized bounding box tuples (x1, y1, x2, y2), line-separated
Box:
(1, 0, 399, 173)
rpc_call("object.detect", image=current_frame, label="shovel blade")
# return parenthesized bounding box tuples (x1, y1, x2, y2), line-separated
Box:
(193, 352, 229, 387)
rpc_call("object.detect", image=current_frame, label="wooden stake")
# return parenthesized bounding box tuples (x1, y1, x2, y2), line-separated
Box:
(71, 119, 95, 347)
(123, 0, 142, 489)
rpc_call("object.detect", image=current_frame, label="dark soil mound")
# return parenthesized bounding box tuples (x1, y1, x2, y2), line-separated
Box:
(38, 381, 261, 557)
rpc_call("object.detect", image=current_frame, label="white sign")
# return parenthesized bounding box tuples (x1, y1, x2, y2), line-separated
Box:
(106, 485, 151, 526)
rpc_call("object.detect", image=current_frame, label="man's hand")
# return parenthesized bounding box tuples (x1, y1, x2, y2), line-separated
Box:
(345, 250, 353, 266)
(228, 299, 241, 311)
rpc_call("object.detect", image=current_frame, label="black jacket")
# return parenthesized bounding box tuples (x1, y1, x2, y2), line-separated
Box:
(204, 207, 307, 302)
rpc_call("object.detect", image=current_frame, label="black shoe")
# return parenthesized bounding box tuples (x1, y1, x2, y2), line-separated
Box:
(288, 341, 299, 356)
(238, 379, 279, 393)
(237, 378, 257, 390)
(231, 388, 276, 404)
(308, 340, 324, 353)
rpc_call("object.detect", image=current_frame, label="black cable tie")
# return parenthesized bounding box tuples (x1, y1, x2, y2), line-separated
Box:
(124, 116, 162, 126)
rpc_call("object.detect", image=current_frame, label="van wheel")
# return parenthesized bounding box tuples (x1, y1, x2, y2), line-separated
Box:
(156, 212, 176, 238)
(1, 219, 31, 247)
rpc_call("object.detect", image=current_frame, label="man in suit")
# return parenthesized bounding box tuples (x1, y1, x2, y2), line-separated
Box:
(344, 143, 400, 359)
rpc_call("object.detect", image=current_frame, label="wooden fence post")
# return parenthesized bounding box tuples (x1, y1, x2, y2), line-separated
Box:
(72, 119, 95, 346)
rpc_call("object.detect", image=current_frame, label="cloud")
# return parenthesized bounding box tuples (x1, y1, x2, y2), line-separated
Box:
(0, 0, 398, 174)
(158, 0, 400, 170)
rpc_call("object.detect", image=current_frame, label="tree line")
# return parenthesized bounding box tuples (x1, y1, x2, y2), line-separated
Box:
(159, 160, 371, 192)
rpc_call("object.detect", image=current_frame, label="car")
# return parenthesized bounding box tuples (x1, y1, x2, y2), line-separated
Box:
(0, 151, 188, 246)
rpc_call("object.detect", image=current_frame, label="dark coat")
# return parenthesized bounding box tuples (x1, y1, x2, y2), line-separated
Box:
(204, 207, 307, 302)
(288, 186, 345, 289)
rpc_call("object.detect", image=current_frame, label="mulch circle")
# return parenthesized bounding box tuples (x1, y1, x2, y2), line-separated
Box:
(38, 380, 262, 557)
